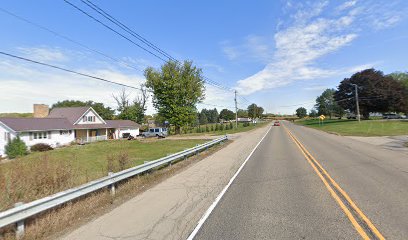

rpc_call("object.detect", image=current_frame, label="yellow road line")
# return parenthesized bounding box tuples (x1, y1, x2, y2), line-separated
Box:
(283, 125, 385, 240)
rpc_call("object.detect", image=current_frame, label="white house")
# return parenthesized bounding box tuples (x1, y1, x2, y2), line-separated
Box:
(0, 105, 140, 157)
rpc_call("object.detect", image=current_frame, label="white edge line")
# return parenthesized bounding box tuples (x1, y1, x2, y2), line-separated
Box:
(186, 125, 272, 240)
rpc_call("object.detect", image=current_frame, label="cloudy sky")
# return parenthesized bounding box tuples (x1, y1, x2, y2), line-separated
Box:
(0, 0, 407, 114)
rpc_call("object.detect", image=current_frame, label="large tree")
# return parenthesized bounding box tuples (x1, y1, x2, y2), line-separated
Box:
(296, 107, 307, 118)
(389, 71, 408, 114)
(315, 88, 344, 119)
(247, 104, 264, 118)
(237, 109, 248, 118)
(51, 100, 115, 120)
(335, 69, 407, 119)
(145, 61, 205, 134)
(219, 109, 235, 121)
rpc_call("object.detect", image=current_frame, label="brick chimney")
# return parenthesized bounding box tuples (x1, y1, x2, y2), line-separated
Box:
(33, 104, 49, 118)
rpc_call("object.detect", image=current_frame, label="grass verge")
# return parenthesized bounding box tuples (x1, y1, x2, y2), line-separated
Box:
(0, 140, 229, 240)
(0, 139, 206, 211)
(295, 119, 408, 136)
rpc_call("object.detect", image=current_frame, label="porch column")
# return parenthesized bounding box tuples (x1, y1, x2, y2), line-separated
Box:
(86, 129, 89, 142)
(105, 128, 108, 140)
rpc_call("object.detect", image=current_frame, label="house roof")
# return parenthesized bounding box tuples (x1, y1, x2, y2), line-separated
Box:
(48, 107, 90, 124)
(0, 118, 73, 132)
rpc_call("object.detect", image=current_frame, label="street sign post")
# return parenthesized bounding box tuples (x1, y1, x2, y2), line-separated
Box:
(319, 115, 326, 126)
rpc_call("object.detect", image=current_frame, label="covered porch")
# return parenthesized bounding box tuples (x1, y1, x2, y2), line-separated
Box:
(75, 128, 110, 143)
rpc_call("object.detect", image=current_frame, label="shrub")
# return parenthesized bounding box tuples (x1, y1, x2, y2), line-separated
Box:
(196, 127, 200, 133)
(225, 124, 230, 130)
(210, 125, 214, 131)
(215, 124, 219, 131)
(230, 122, 234, 129)
(243, 122, 250, 127)
(206, 125, 209, 132)
(220, 124, 224, 131)
(30, 143, 54, 152)
(5, 136, 28, 158)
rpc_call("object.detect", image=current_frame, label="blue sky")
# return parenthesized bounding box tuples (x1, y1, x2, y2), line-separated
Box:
(0, 0, 407, 114)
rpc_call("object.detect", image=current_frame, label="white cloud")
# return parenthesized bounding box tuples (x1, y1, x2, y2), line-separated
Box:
(235, 0, 404, 95)
(0, 57, 155, 114)
(17, 46, 71, 62)
(337, 0, 358, 11)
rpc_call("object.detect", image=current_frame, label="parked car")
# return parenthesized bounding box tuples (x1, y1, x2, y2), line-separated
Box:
(346, 113, 357, 119)
(383, 113, 403, 119)
(273, 121, 280, 126)
(142, 128, 168, 138)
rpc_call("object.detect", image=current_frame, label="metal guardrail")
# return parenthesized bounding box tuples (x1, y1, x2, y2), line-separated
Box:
(0, 136, 227, 236)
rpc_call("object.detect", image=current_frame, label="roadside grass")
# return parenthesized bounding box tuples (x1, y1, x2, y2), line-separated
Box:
(0, 139, 205, 212)
(295, 119, 408, 136)
(0, 141, 228, 240)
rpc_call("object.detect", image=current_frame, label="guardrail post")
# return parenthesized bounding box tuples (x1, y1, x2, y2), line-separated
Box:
(108, 172, 115, 196)
(14, 202, 24, 239)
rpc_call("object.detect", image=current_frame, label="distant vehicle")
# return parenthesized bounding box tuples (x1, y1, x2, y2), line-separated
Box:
(142, 128, 168, 138)
(273, 121, 280, 126)
(346, 113, 356, 119)
(383, 113, 403, 119)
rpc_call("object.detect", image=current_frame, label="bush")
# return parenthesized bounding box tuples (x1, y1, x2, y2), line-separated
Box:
(225, 124, 230, 130)
(243, 122, 250, 127)
(206, 125, 209, 132)
(210, 125, 214, 131)
(5, 136, 28, 158)
(30, 143, 54, 152)
(230, 122, 234, 129)
(215, 124, 219, 131)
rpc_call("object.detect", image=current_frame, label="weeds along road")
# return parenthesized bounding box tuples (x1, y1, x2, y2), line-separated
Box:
(193, 121, 408, 240)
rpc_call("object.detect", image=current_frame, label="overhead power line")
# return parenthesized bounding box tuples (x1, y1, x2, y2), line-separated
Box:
(63, 0, 233, 93)
(81, 0, 176, 62)
(63, 0, 168, 62)
(0, 7, 144, 73)
(0, 51, 144, 90)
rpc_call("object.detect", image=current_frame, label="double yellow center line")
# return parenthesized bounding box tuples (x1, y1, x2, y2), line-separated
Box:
(283, 125, 385, 240)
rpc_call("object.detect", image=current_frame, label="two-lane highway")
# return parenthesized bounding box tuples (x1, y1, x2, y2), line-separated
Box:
(192, 121, 408, 239)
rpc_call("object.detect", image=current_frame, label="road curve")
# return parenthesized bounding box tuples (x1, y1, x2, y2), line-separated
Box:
(193, 121, 408, 239)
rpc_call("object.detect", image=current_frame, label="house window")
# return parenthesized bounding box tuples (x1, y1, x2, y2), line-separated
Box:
(87, 116, 95, 122)
(33, 132, 49, 139)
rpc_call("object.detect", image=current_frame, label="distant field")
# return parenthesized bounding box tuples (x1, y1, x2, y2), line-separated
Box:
(295, 119, 408, 136)
(0, 139, 206, 211)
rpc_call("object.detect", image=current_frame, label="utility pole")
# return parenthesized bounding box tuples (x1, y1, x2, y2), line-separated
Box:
(351, 83, 361, 122)
(234, 90, 238, 129)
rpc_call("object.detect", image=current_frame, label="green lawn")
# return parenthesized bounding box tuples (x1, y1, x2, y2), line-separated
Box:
(295, 119, 408, 136)
(0, 139, 206, 211)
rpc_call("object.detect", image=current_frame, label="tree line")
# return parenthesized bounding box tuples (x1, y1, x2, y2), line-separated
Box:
(295, 69, 408, 119)
(53, 60, 265, 133)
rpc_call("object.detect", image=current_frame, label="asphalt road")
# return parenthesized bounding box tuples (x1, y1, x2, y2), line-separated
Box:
(193, 121, 408, 240)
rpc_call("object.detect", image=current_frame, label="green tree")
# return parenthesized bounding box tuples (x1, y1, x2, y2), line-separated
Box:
(145, 61, 205, 134)
(309, 109, 318, 117)
(247, 104, 264, 118)
(219, 109, 235, 121)
(315, 89, 344, 119)
(389, 72, 408, 88)
(113, 87, 148, 124)
(208, 108, 219, 123)
(296, 107, 307, 118)
(5, 136, 28, 159)
(335, 69, 408, 119)
(51, 100, 115, 120)
(237, 109, 248, 118)
(199, 111, 208, 125)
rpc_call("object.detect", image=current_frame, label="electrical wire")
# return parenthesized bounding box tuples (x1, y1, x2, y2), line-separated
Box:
(0, 7, 145, 73)
(0, 51, 145, 90)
